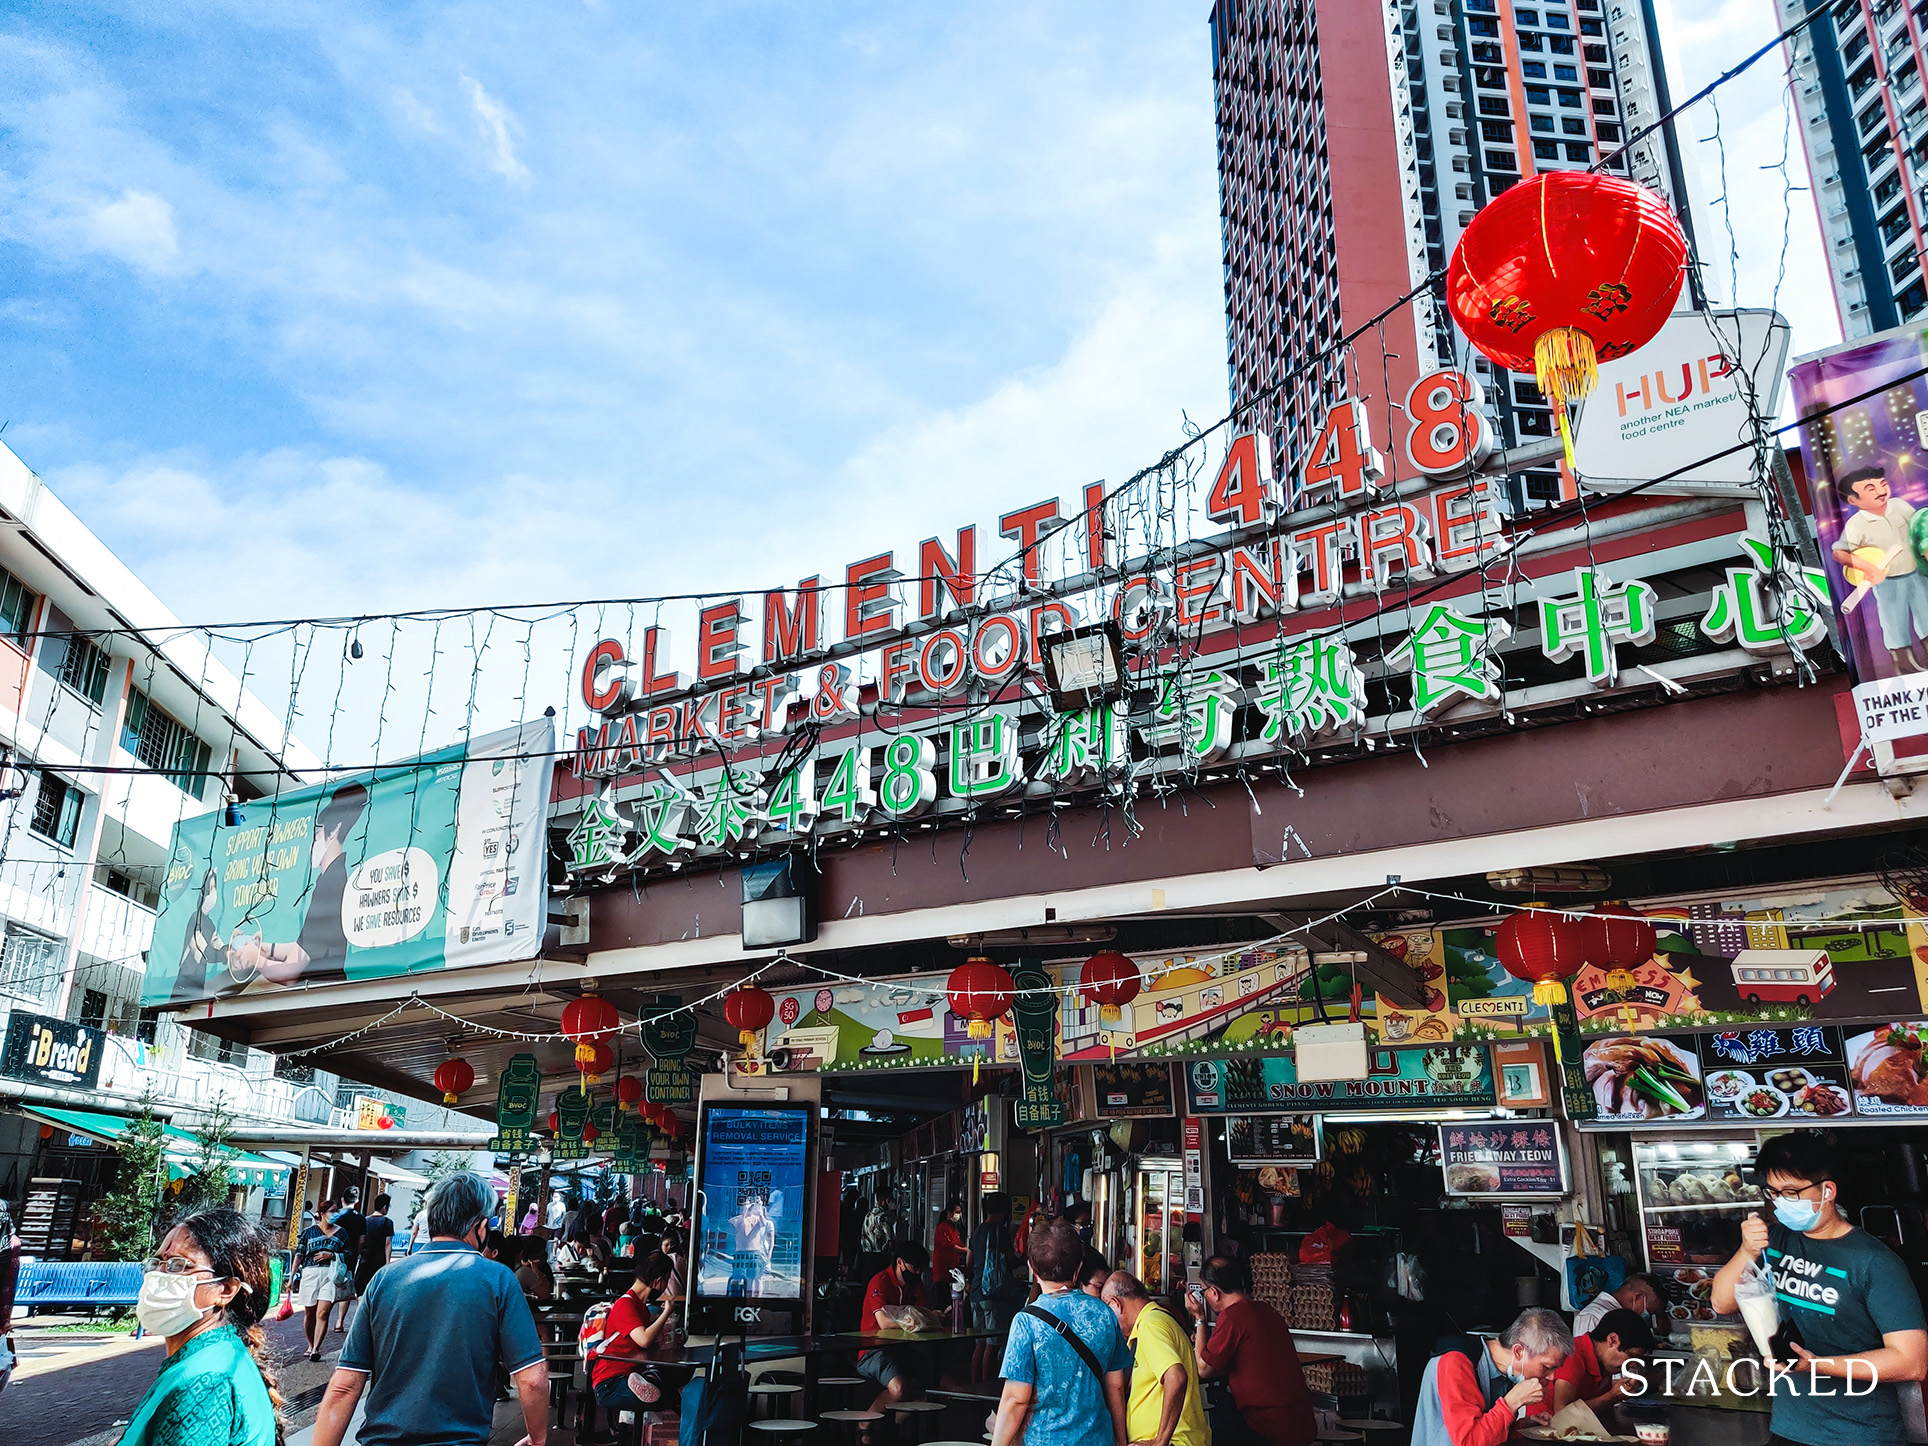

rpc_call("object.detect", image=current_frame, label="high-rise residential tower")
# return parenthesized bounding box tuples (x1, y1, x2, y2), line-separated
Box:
(1211, 0, 1703, 504)
(1777, 0, 1928, 337)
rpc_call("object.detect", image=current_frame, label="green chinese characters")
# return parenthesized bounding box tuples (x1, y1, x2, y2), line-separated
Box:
(490, 1053, 543, 1153)
(1011, 961, 1065, 1130)
(555, 1084, 592, 1161)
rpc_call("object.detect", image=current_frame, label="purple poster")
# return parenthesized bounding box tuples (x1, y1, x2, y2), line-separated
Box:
(1789, 328, 1928, 685)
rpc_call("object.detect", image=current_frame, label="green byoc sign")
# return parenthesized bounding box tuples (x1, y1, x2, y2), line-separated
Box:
(1184, 1045, 1496, 1114)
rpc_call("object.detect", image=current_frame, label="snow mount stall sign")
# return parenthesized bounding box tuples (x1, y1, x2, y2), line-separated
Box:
(560, 356, 1820, 876)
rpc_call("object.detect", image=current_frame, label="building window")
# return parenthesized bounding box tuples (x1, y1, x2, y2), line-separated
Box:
(1523, 60, 1546, 77)
(120, 689, 213, 799)
(0, 568, 35, 645)
(1481, 120, 1515, 141)
(1549, 34, 1575, 53)
(55, 636, 111, 707)
(1545, 10, 1570, 27)
(1585, 43, 1607, 61)
(1526, 85, 1550, 104)
(1478, 96, 1511, 116)
(1554, 64, 1578, 81)
(136, 1006, 161, 1045)
(1883, 205, 1913, 243)
(1876, 172, 1904, 207)
(1558, 88, 1583, 107)
(1565, 142, 1591, 161)
(1892, 252, 1920, 284)
(1597, 122, 1621, 140)
(1904, 281, 1928, 319)
(1515, 7, 1540, 22)
(1486, 148, 1520, 172)
(1470, 16, 1499, 36)
(1518, 31, 1543, 50)
(1594, 97, 1616, 115)
(1562, 116, 1588, 135)
(30, 771, 82, 848)
(1531, 114, 1557, 132)
(1534, 140, 1559, 159)
(0, 928, 61, 1007)
(78, 988, 108, 1031)
(1578, 18, 1602, 35)
(1588, 67, 1611, 88)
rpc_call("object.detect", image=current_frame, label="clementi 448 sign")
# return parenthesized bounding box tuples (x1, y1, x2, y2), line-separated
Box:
(563, 359, 1827, 871)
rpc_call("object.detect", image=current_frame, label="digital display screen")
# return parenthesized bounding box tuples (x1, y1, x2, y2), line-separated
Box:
(694, 1106, 810, 1303)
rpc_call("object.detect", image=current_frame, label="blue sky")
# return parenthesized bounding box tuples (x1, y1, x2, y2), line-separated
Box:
(0, 1, 1224, 631)
(0, 1, 1836, 753)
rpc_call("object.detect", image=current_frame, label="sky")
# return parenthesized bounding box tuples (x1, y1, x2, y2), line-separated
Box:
(0, 1, 1836, 759)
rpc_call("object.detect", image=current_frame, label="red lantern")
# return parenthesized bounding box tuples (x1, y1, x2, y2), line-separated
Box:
(616, 1075, 643, 1111)
(583, 1119, 600, 1144)
(1448, 171, 1688, 462)
(1495, 907, 1589, 1007)
(1079, 950, 1141, 1026)
(561, 993, 621, 1073)
(1580, 904, 1658, 972)
(546, 1111, 559, 1133)
(433, 1057, 475, 1106)
(582, 1040, 615, 1085)
(723, 984, 775, 1048)
(947, 958, 1016, 1039)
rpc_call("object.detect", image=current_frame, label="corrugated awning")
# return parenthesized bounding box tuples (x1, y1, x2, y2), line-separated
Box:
(367, 1160, 430, 1187)
(22, 1105, 292, 1187)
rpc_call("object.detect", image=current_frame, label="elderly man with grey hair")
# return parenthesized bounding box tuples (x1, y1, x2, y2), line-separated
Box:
(313, 1170, 549, 1446)
(1412, 1308, 1573, 1446)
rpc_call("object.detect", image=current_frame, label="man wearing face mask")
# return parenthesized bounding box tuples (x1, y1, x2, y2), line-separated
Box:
(312, 1171, 549, 1446)
(1411, 1308, 1571, 1446)
(1712, 1132, 1928, 1446)
(857, 1238, 933, 1411)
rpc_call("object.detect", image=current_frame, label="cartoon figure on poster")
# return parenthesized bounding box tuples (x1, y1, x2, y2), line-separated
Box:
(728, 1188, 779, 1297)
(695, 1108, 807, 1303)
(1791, 331, 1928, 682)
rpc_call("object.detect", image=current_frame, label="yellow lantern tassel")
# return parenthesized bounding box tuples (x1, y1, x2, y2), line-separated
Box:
(443, 1090, 458, 1105)
(575, 1042, 596, 1068)
(973, 1054, 981, 1085)
(738, 1028, 757, 1048)
(1532, 979, 1568, 1007)
(1100, 1003, 1121, 1026)
(1535, 326, 1597, 473)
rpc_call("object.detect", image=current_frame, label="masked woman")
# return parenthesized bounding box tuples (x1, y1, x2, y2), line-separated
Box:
(118, 1207, 283, 1446)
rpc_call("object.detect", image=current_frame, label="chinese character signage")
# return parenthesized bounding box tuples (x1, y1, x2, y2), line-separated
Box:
(490, 1054, 542, 1154)
(1700, 1026, 1853, 1121)
(1184, 1046, 1494, 1115)
(145, 719, 554, 1007)
(1439, 1123, 1567, 1197)
(1012, 964, 1065, 1130)
(352, 1095, 407, 1131)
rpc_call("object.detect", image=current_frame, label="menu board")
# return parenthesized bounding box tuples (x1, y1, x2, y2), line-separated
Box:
(1843, 1022, 1928, 1115)
(1439, 1122, 1568, 1197)
(1699, 1026, 1854, 1122)
(1578, 1034, 1705, 1123)
(1226, 1114, 1320, 1165)
(1081, 1062, 1178, 1118)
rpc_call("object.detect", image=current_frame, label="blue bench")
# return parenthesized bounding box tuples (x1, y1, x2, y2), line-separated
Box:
(14, 1261, 144, 1315)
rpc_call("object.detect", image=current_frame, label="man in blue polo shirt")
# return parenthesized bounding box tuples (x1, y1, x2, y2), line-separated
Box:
(314, 1170, 549, 1446)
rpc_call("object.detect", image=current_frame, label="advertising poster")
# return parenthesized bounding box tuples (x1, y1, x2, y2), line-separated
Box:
(1843, 1021, 1928, 1114)
(1439, 1122, 1567, 1197)
(695, 1107, 809, 1301)
(1579, 1034, 1705, 1123)
(1078, 1062, 1176, 1118)
(144, 719, 553, 1006)
(1184, 1045, 1494, 1114)
(0, 1011, 104, 1090)
(1699, 1025, 1853, 1121)
(1790, 328, 1928, 690)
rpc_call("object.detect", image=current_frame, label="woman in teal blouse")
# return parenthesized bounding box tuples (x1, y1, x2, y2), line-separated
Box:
(118, 1207, 283, 1446)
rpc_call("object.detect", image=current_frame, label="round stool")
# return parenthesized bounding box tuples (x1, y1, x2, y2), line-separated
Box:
(747, 1423, 819, 1438)
(891, 1400, 948, 1446)
(1337, 1423, 1404, 1433)
(750, 1383, 805, 1421)
(819, 1376, 869, 1412)
(822, 1409, 885, 1446)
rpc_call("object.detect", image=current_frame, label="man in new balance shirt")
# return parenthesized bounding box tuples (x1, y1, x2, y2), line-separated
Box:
(1411, 1309, 1570, 1446)
(1713, 1132, 1927, 1446)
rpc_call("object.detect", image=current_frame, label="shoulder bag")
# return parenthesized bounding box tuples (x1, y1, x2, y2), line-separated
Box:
(1019, 1302, 1105, 1386)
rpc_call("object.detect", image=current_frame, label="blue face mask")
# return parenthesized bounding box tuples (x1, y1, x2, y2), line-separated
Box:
(1773, 1196, 1822, 1232)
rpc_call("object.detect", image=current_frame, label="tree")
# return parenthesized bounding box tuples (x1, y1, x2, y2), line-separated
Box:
(171, 1104, 237, 1218)
(94, 1101, 167, 1262)
(407, 1150, 472, 1233)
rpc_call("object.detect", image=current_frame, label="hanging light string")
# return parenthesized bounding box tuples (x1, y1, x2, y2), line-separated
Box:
(1399, 884, 1928, 934)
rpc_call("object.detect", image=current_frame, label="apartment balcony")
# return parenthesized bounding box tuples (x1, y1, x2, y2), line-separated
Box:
(77, 884, 154, 972)
(95, 1024, 337, 1128)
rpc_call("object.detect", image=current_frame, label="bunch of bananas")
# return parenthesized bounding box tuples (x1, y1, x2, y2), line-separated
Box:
(1327, 1127, 1367, 1156)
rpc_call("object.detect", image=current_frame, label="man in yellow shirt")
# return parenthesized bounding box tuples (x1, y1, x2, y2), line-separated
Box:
(1102, 1270, 1210, 1446)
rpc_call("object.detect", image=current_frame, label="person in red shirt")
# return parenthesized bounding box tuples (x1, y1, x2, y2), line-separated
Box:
(857, 1239, 932, 1411)
(1544, 1310, 1653, 1416)
(1185, 1255, 1317, 1446)
(1412, 1309, 1571, 1446)
(591, 1250, 682, 1415)
(931, 1202, 968, 1311)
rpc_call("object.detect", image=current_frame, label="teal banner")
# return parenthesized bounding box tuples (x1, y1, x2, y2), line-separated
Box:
(1184, 1045, 1495, 1114)
(144, 721, 553, 1006)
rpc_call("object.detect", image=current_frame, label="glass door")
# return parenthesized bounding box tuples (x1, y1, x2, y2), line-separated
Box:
(1135, 1166, 1186, 1294)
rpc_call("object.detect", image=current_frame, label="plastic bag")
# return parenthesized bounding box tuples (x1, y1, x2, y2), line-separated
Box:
(1733, 1258, 1781, 1359)
(1563, 1221, 1625, 1311)
(875, 1304, 945, 1332)
(1299, 1223, 1352, 1265)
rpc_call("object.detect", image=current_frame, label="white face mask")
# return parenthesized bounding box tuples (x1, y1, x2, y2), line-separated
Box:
(136, 1271, 215, 1337)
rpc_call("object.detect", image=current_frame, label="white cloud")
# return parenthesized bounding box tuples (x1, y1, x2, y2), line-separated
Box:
(460, 73, 530, 187)
(393, 87, 441, 136)
(85, 189, 181, 274)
